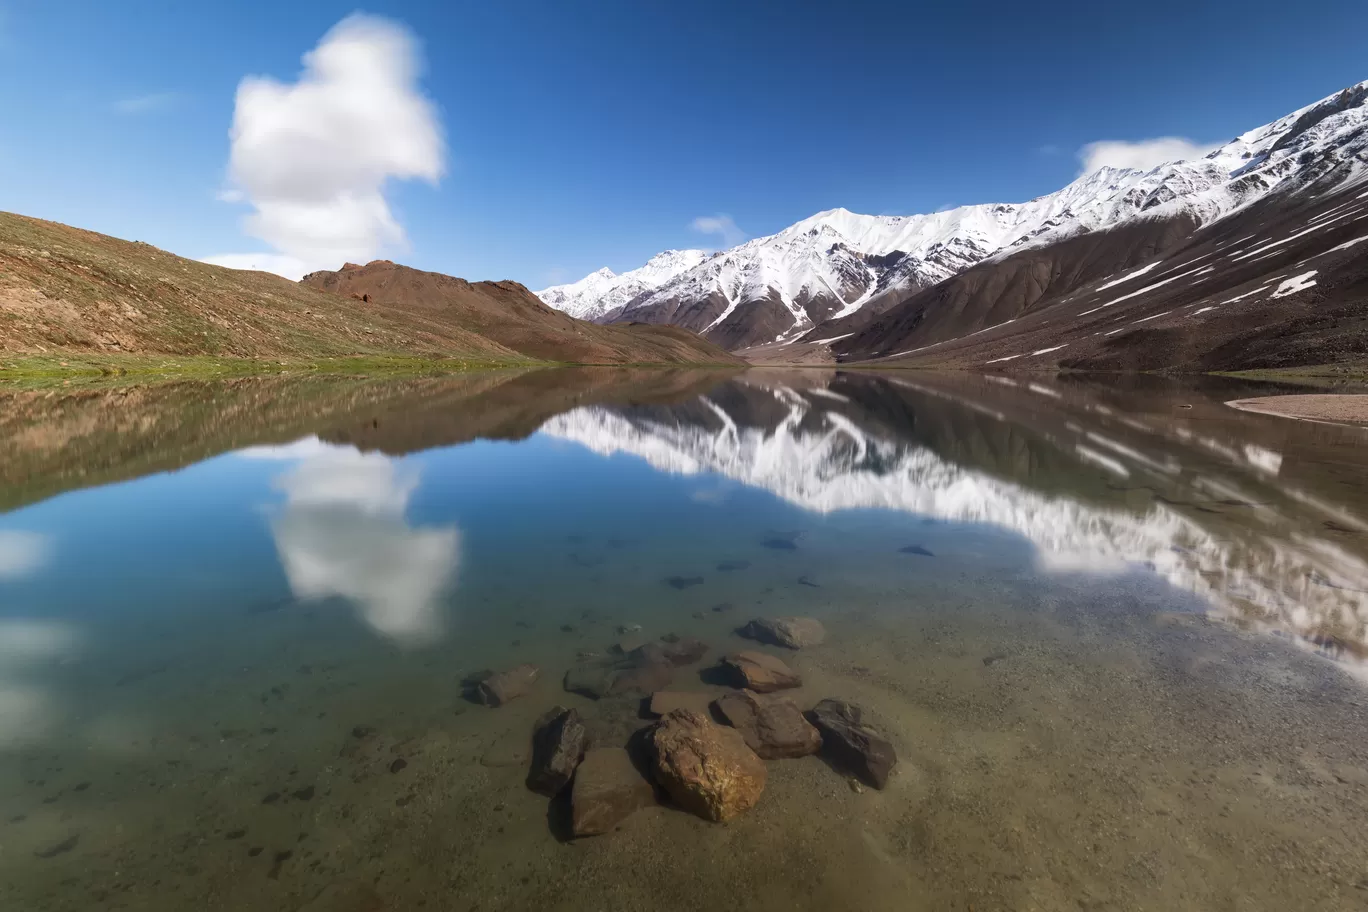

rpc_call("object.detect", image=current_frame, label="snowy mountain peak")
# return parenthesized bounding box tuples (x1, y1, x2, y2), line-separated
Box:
(542, 80, 1368, 348)
(536, 249, 708, 321)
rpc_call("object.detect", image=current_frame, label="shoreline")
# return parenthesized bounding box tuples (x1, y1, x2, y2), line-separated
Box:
(1226, 393, 1368, 426)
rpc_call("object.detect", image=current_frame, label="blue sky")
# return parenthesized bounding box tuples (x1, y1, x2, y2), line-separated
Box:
(1, 0, 1365, 288)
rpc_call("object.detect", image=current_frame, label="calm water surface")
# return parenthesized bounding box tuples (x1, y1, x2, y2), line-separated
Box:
(2, 368, 1368, 911)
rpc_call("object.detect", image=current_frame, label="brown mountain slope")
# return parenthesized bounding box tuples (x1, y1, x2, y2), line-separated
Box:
(301, 260, 741, 364)
(831, 182, 1368, 373)
(0, 212, 517, 361)
(0, 211, 737, 366)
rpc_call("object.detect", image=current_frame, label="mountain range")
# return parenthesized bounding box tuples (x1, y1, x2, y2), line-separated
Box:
(537, 81, 1368, 372)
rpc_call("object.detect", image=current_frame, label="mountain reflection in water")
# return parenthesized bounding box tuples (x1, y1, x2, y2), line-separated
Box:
(542, 371, 1368, 672)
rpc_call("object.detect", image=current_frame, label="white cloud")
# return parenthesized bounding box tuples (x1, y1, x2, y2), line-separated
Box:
(210, 14, 444, 279)
(0, 531, 52, 581)
(691, 214, 745, 248)
(1078, 137, 1221, 175)
(267, 444, 460, 646)
(200, 252, 311, 281)
(113, 92, 183, 115)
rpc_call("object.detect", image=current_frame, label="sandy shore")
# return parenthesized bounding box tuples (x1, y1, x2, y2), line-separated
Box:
(1226, 393, 1368, 425)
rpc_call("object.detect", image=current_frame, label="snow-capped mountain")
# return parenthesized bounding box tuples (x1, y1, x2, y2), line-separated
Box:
(544, 81, 1368, 351)
(536, 249, 708, 321)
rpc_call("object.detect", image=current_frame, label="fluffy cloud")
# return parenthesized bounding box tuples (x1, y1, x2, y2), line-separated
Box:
(207, 14, 444, 278)
(199, 251, 312, 281)
(691, 214, 745, 248)
(1078, 137, 1221, 175)
(267, 444, 460, 646)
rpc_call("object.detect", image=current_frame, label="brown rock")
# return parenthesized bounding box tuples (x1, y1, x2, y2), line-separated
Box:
(719, 651, 802, 693)
(475, 665, 539, 707)
(571, 748, 655, 837)
(808, 699, 897, 789)
(629, 637, 709, 668)
(648, 691, 716, 717)
(526, 707, 587, 796)
(660, 636, 709, 665)
(739, 616, 826, 649)
(606, 658, 673, 696)
(650, 709, 766, 822)
(563, 663, 616, 699)
(714, 690, 821, 759)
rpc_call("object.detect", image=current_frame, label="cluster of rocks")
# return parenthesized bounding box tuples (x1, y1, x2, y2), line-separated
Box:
(474, 615, 899, 838)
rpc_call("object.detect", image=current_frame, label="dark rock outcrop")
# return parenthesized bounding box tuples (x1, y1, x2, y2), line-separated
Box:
(808, 699, 897, 789)
(526, 707, 587, 796)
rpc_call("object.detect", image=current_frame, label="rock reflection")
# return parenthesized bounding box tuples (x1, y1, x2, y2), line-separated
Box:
(541, 372, 1368, 673)
(248, 438, 460, 646)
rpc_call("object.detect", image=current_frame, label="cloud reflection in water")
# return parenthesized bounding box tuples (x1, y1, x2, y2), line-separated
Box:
(246, 438, 460, 647)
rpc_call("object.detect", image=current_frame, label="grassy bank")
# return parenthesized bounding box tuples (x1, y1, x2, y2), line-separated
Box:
(0, 353, 548, 389)
(1213, 362, 1368, 389)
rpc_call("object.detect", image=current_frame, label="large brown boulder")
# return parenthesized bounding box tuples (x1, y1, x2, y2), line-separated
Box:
(739, 616, 826, 649)
(526, 707, 587, 796)
(475, 665, 540, 707)
(650, 709, 766, 822)
(718, 651, 802, 693)
(571, 747, 655, 837)
(714, 690, 821, 759)
(808, 699, 897, 789)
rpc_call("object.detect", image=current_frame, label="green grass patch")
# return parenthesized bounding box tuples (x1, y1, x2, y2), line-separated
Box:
(0, 353, 547, 389)
(1212, 363, 1368, 389)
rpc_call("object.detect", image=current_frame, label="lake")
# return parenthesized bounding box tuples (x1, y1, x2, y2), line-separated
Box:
(2, 367, 1368, 911)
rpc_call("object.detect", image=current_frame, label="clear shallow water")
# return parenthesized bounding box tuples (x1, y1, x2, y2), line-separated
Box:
(2, 368, 1368, 911)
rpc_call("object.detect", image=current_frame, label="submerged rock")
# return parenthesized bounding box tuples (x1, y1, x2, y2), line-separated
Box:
(526, 707, 587, 796)
(563, 664, 616, 700)
(630, 636, 708, 668)
(739, 617, 826, 649)
(808, 699, 897, 790)
(664, 575, 705, 589)
(714, 690, 821, 760)
(571, 747, 655, 837)
(648, 691, 716, 717)
(609, 635, 646, 656)
(719, 651, 802, 693)
(650, 709, 766, 822)
(606, 657, 674, 696)
(475, 665, 540, 707)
